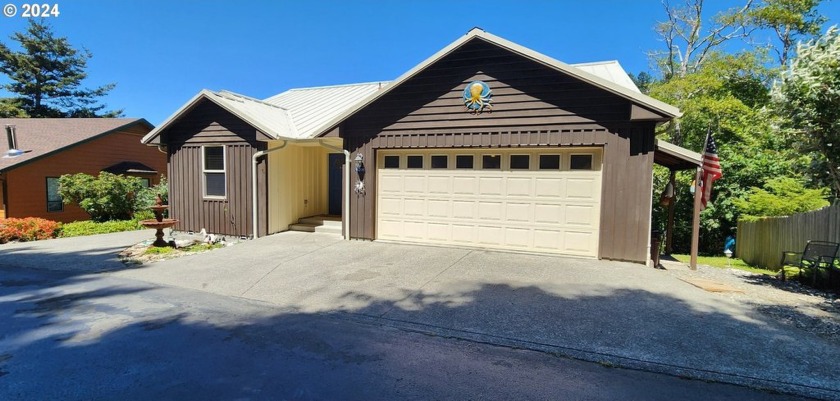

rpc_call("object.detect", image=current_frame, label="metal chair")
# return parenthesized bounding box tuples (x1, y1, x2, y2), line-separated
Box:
(780, 240, 840, 287)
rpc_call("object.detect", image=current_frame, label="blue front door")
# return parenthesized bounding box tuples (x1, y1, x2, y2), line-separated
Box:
(328, 153, 343, 216)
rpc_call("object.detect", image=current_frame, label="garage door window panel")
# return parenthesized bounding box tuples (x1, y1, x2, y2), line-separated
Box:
(482, 155, 501, 169)
(407, 155, 423, 169)
(431, 155, 448, 169)
(510, 155, 530, 170)
(456, 155, 474, 169)
(570, 154, 593, 170)
(384, 155, 400, 169)
(539, 155, 560, 170)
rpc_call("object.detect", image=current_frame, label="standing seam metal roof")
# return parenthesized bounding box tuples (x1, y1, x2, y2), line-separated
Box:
(263, 82, 389, 139)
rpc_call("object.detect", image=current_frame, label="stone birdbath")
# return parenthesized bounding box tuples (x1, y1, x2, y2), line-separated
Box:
(140, 194, 178, 247)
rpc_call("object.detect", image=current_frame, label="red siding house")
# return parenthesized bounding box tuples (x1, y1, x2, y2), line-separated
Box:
(0, 118, 165, 222)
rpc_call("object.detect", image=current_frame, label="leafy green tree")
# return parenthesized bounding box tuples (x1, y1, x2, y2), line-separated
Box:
(748, 0, 826, 66)
(58, 172, 145, 222)
(649, 51, 773, 148)
(733, 177, 829, 219)
(647, 50, 809, 253)
(772, 26, 840, 196)
(0, 19, 120, 118)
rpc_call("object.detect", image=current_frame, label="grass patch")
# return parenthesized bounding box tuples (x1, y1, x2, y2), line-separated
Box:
(141, 242, 222, 257)
(144, 246, 175, 255)
(182, 243, 224, 252)
(671, 254, 777, 275)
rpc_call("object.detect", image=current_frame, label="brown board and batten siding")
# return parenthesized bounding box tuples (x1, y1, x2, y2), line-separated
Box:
(160, 100, 268, 237)
(339, 37, 657, 263)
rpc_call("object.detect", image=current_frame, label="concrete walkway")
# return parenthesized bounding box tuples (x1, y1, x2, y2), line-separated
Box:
(4, 231, 839, 399)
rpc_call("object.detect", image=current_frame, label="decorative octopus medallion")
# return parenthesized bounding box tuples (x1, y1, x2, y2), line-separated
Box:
(463, 80, 492, 114)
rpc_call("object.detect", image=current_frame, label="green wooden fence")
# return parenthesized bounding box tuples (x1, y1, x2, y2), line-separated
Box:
(737, 205, 840, 270)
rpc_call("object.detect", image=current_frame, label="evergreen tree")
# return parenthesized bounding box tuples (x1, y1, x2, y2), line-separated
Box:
(0, 19, 120, 118)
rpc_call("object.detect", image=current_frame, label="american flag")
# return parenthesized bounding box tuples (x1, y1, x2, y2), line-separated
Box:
(700, 131, 722, 210)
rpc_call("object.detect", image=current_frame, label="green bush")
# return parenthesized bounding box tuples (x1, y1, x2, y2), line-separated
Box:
(58, 172, 146, 222)
(60, 219, 143, 238)
(0, 217, 62, 243)
(132, 209, 156, 222)
(734, 177, 829, 219)
(134, 176, 168, 215)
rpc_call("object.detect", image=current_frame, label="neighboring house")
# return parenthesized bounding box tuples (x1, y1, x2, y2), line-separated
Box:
(0, 118, 165, 222)
(143, 28, 699, 264)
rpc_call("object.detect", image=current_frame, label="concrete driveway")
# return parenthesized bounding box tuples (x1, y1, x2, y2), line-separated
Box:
(100, 231, 840, 400)
(2, 230, 838, 399)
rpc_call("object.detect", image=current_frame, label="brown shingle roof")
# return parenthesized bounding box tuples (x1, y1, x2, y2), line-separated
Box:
(0, 118, 152, 172)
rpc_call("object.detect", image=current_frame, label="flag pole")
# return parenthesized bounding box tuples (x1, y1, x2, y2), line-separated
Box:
(690, 127, 712, 270)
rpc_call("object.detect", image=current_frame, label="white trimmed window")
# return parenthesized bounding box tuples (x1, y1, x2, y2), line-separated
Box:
(203, 146, 226, 198)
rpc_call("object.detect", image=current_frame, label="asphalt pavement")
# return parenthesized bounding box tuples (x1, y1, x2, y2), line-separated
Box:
(1, 230, 838, 399)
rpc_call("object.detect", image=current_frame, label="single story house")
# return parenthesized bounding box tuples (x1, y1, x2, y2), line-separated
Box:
(143, 28, 700, 264)
(0, 118, 165, 222)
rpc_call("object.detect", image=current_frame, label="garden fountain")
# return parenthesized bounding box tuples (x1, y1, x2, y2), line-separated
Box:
(140, 194, 178, 247)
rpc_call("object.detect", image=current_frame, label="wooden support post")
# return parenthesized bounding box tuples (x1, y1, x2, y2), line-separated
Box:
(665, 170, 676, 254)
(690, 166, 702, 270)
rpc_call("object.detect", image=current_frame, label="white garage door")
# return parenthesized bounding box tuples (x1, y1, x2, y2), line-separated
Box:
(376, 148, 602, 257)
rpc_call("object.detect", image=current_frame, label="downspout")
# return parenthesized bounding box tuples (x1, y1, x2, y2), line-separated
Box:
(319, 142, 350, 240)
(252, 141, 288, 239)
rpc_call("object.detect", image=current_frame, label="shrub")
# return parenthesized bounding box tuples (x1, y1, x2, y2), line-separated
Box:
(58, 172, 146, 222)
(0, 217, 62, 243)
(134, 176, 168, 212)
(60, 219, 143, 238)
(132, 209, 156, 222)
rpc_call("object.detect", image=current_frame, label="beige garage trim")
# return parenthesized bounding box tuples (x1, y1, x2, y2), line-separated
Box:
(376, 147, 602, 257)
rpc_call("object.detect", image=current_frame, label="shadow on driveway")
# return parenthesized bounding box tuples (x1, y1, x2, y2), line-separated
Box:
(0, 271, 820, 401)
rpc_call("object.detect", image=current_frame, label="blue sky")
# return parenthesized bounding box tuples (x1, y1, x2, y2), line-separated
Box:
(0, 0, 837, 125)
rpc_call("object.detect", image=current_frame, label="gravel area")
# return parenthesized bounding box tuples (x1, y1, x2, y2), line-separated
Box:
(665, 261, 840, 343)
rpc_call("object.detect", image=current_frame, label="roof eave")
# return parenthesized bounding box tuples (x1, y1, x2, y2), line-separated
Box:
(655, 139, 702, 170)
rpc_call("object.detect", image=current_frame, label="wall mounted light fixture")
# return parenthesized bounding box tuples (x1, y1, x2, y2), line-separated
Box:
(354, 153, 365, 174)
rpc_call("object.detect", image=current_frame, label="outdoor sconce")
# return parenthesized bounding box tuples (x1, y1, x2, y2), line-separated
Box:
(354, 153, 365, 175)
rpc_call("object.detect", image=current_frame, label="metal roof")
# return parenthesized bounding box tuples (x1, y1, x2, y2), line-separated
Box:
(1, 118, 152, 172)
(571, 61, 641, 93)
(143, 84, 388, 144)
(264, 82, 389, 139)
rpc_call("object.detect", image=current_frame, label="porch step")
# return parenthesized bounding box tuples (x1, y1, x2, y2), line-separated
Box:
(289, 215, 342, 235)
